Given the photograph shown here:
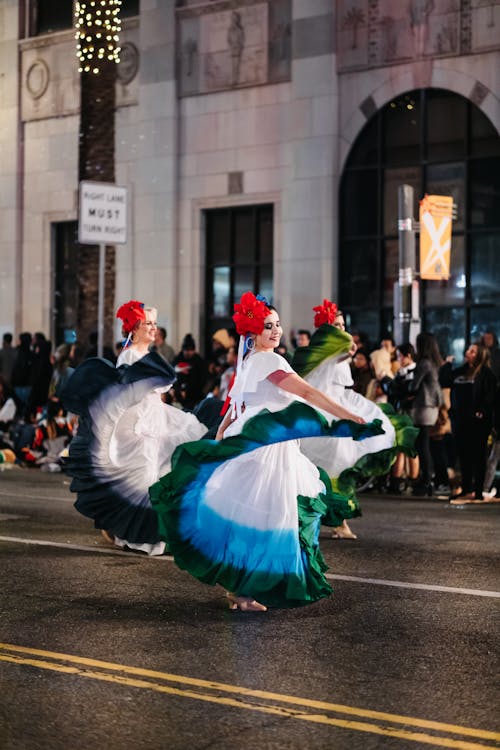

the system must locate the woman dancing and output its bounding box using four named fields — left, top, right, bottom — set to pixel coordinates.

left=293, top=300, right=417, bottom=538
left=63, top=300, right=205, bottom=555
left=150, top=292, right=383, bottom=610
